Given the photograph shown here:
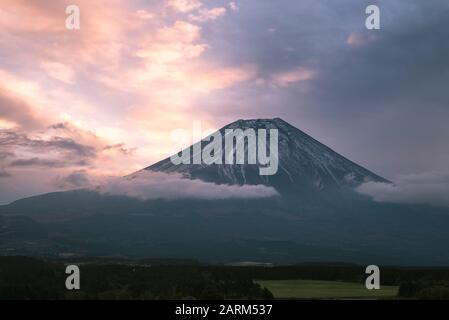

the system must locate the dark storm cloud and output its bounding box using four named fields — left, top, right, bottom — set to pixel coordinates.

left=199, top=0, right=449, bottom=178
